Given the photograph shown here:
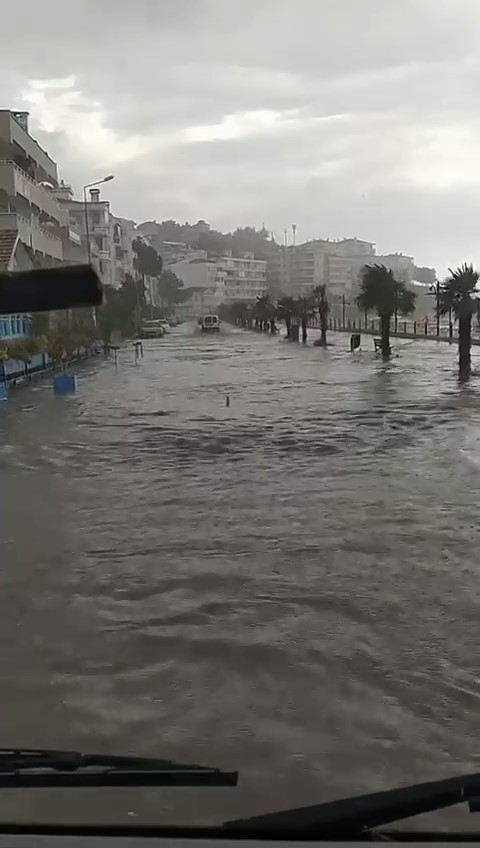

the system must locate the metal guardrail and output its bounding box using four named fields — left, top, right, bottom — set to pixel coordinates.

left=307, top=316, right=480, bottom=345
